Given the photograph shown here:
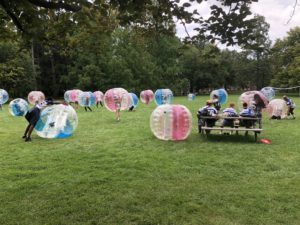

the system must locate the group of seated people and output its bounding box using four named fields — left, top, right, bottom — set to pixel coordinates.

left=197, top=100, right=257, bottom=129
